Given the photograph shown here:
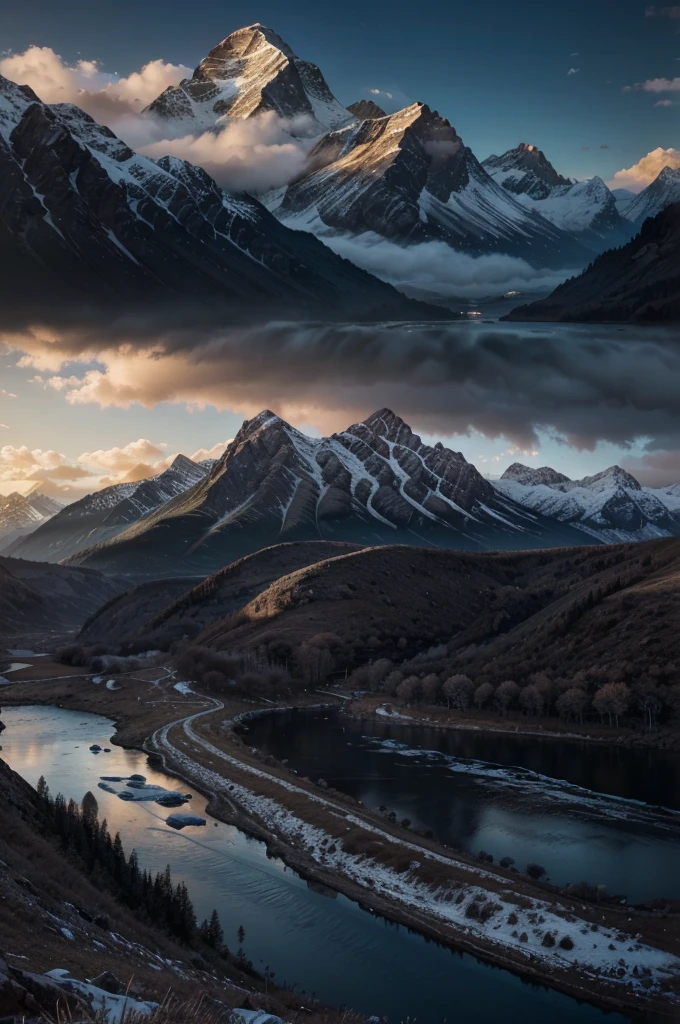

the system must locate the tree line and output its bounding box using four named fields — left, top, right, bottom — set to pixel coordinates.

left=35, top=778, right=227, bottom=953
